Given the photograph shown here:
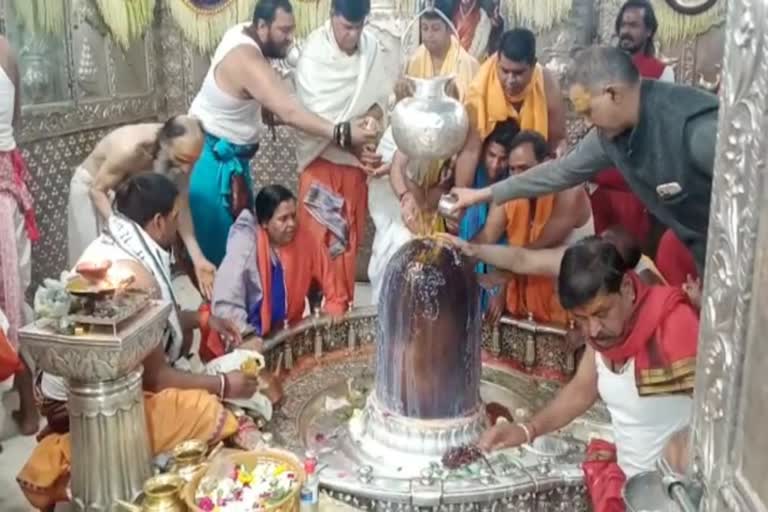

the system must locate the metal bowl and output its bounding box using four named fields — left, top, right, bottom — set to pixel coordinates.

left=623, top=471, right=680, bottom=512
left=437, top=193, right=460, bottom=221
